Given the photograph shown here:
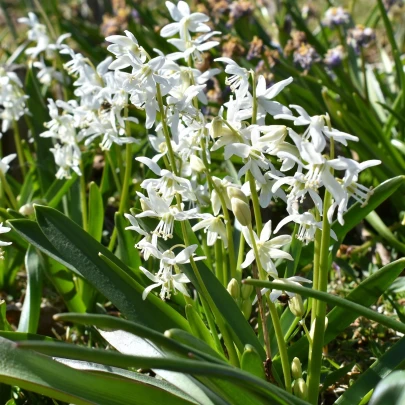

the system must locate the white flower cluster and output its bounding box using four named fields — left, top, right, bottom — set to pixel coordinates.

left=0, top=67, right=29, bottom=138
left=20, top=2, right=380, bottom=301
left=121, top=1, right=380, bottom=301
